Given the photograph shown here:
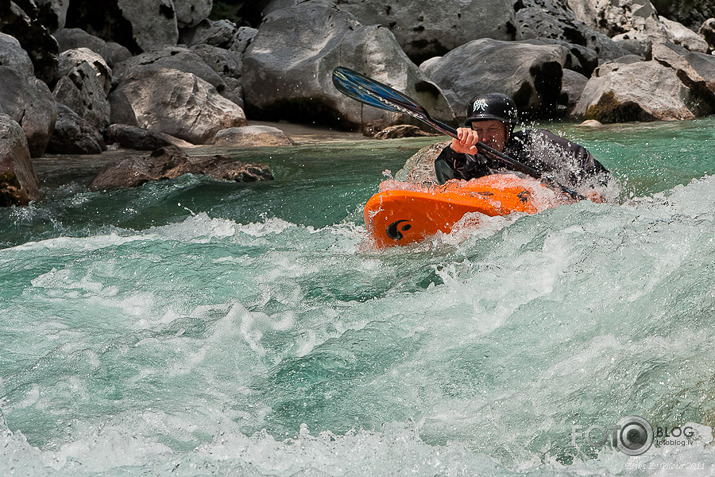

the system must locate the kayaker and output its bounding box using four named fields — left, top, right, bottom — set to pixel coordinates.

left=434, top=93, right=611, bottom=202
